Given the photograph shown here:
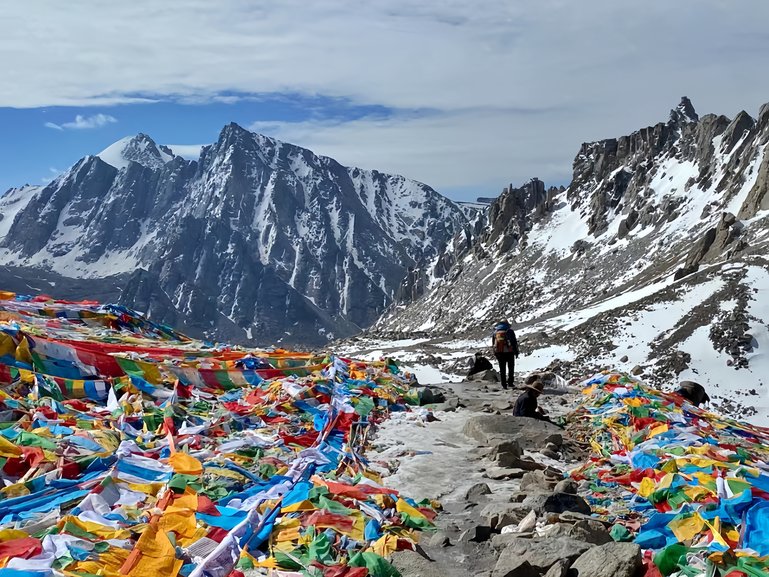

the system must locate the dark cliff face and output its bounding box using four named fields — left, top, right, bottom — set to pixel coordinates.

left=0, top=124, right=468, bottom=346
